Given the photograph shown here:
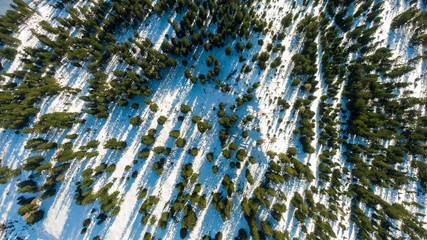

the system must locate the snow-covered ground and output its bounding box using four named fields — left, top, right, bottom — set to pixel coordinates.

left=0, top=0, right=426, bottom=239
